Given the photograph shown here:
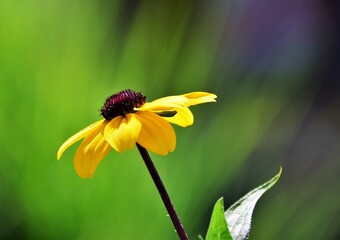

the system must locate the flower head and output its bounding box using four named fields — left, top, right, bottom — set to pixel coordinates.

left=57, top=89, right=216, bottom=178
